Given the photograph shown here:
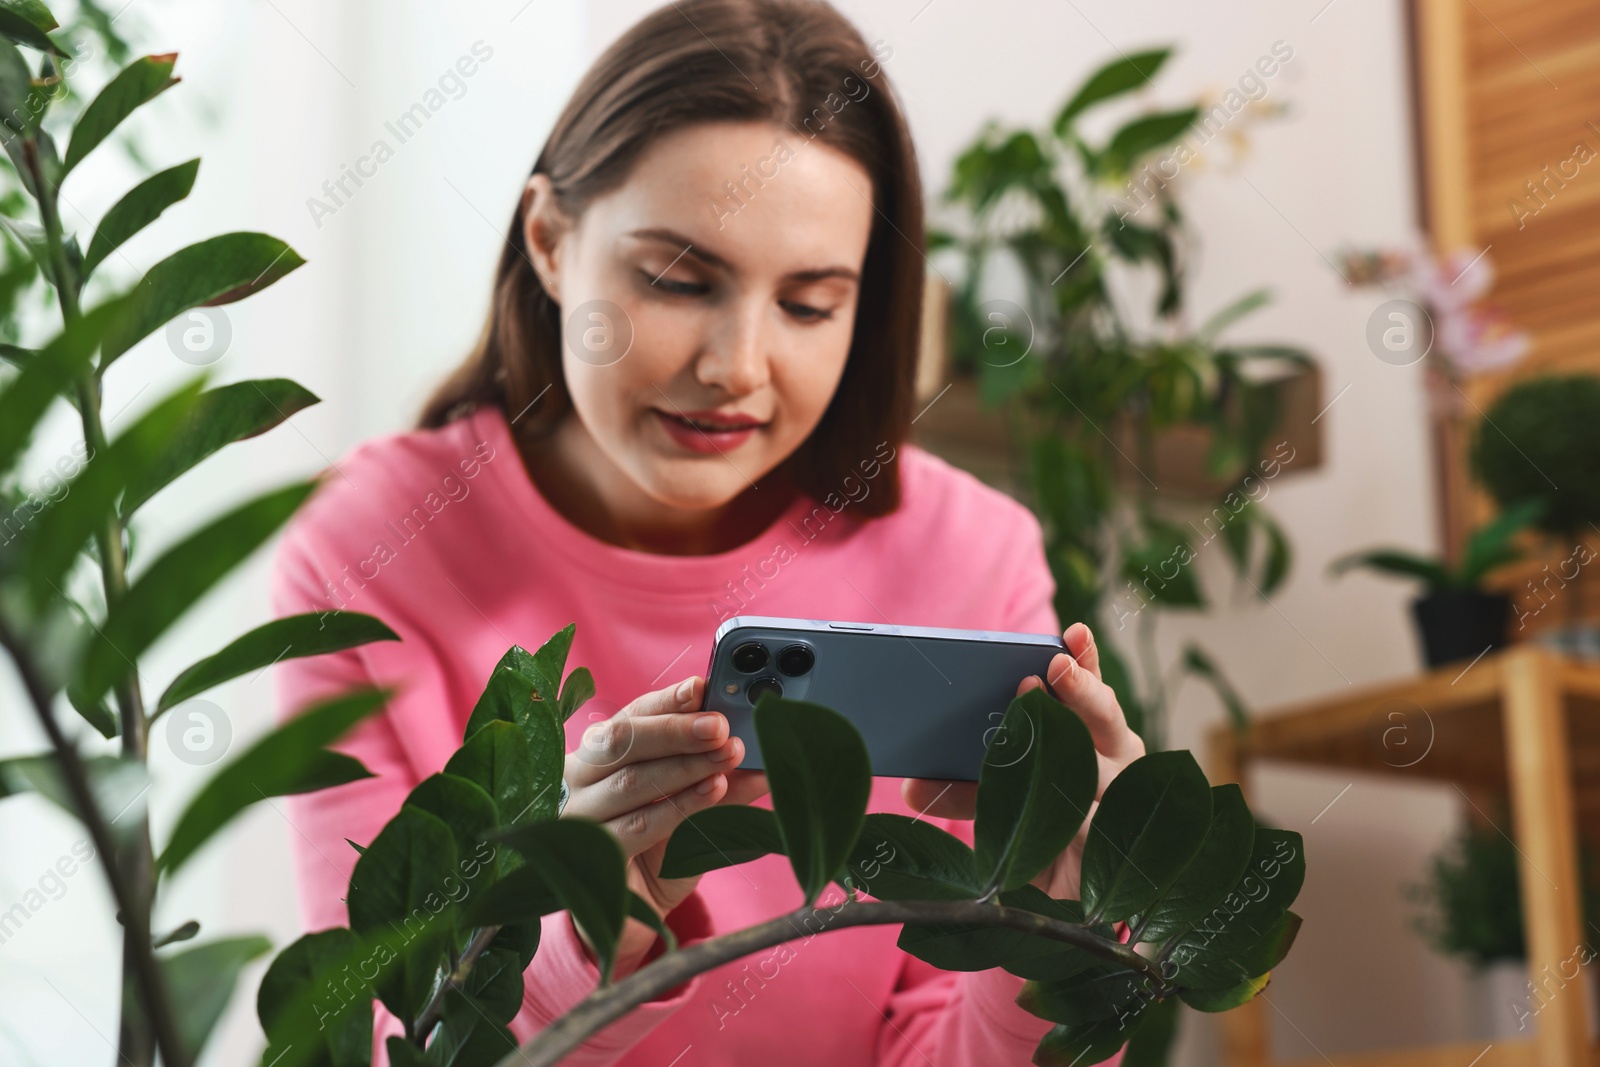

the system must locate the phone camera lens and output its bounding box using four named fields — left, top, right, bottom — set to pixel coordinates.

left=747, top=676, right=784, bottom=703
left=731, top=642, right=768, bottom=673
left=776, top=644, right=814, bottom=676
